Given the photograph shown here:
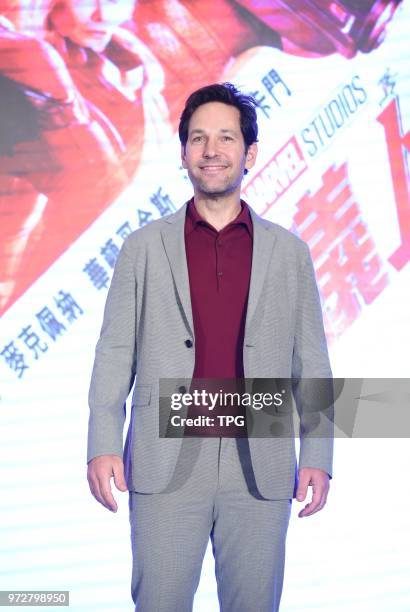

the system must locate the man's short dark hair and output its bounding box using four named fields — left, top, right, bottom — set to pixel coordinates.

left=178, top=82, right=258, bottom=152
